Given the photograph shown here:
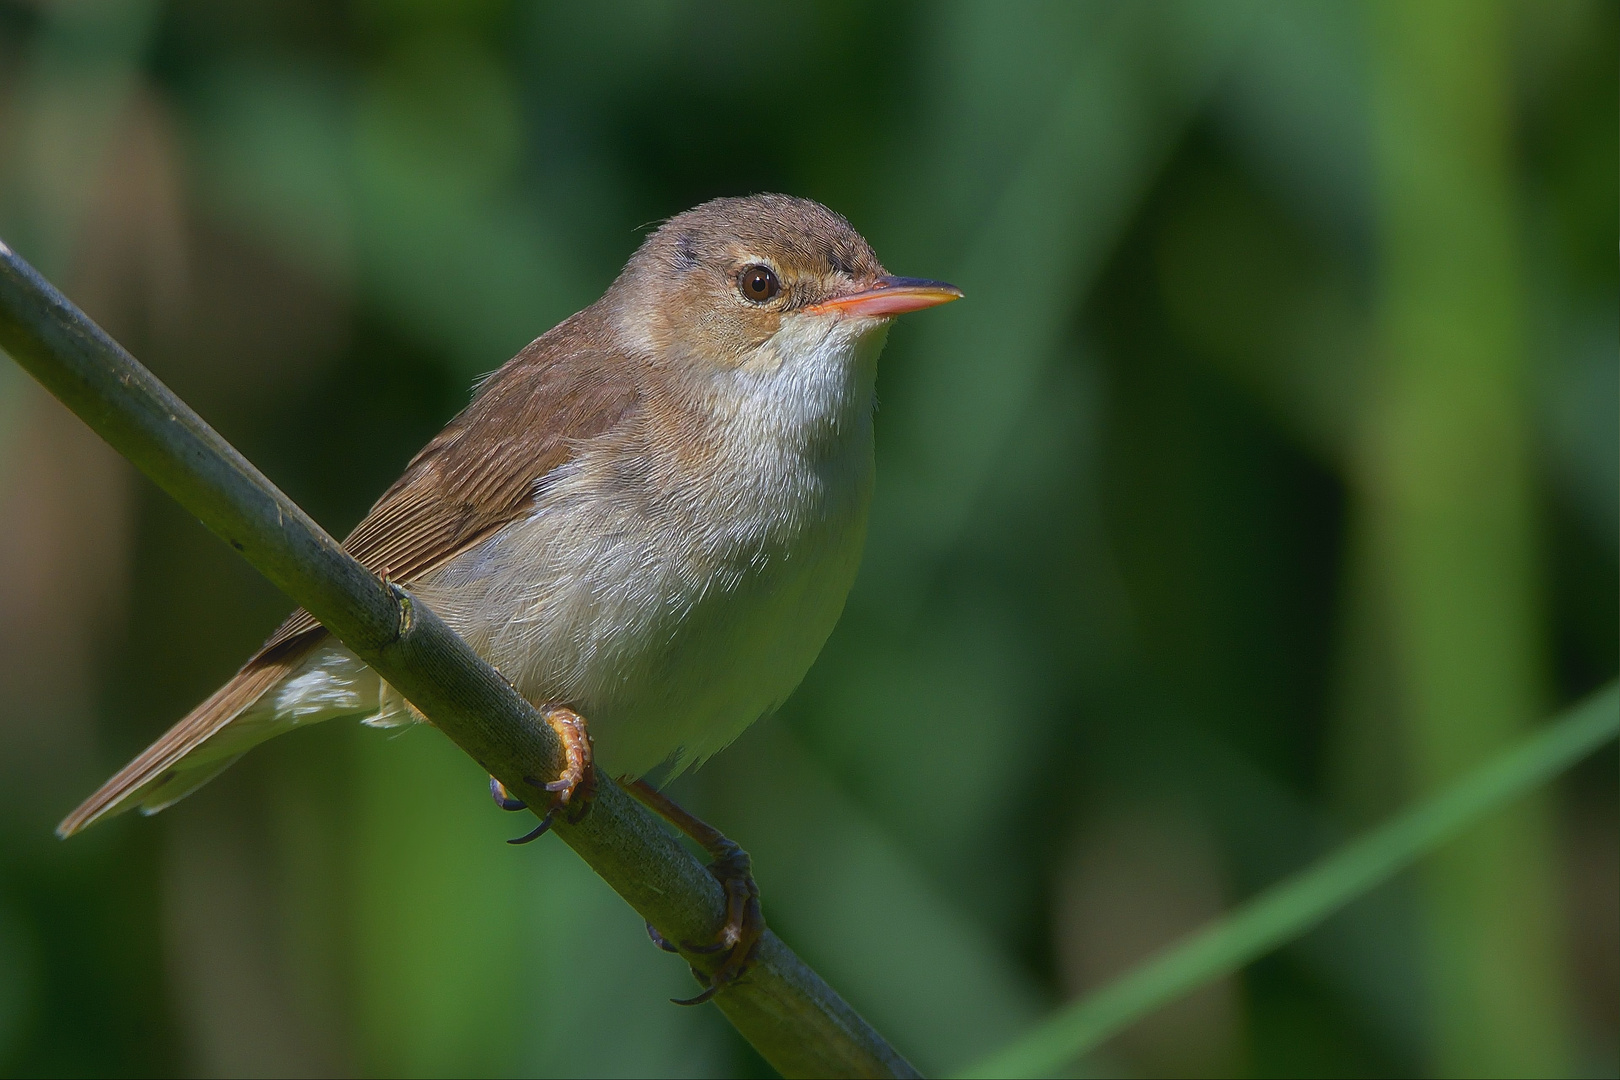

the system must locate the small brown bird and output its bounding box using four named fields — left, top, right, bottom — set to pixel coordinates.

left=58, top=193, right=960, bottom=999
